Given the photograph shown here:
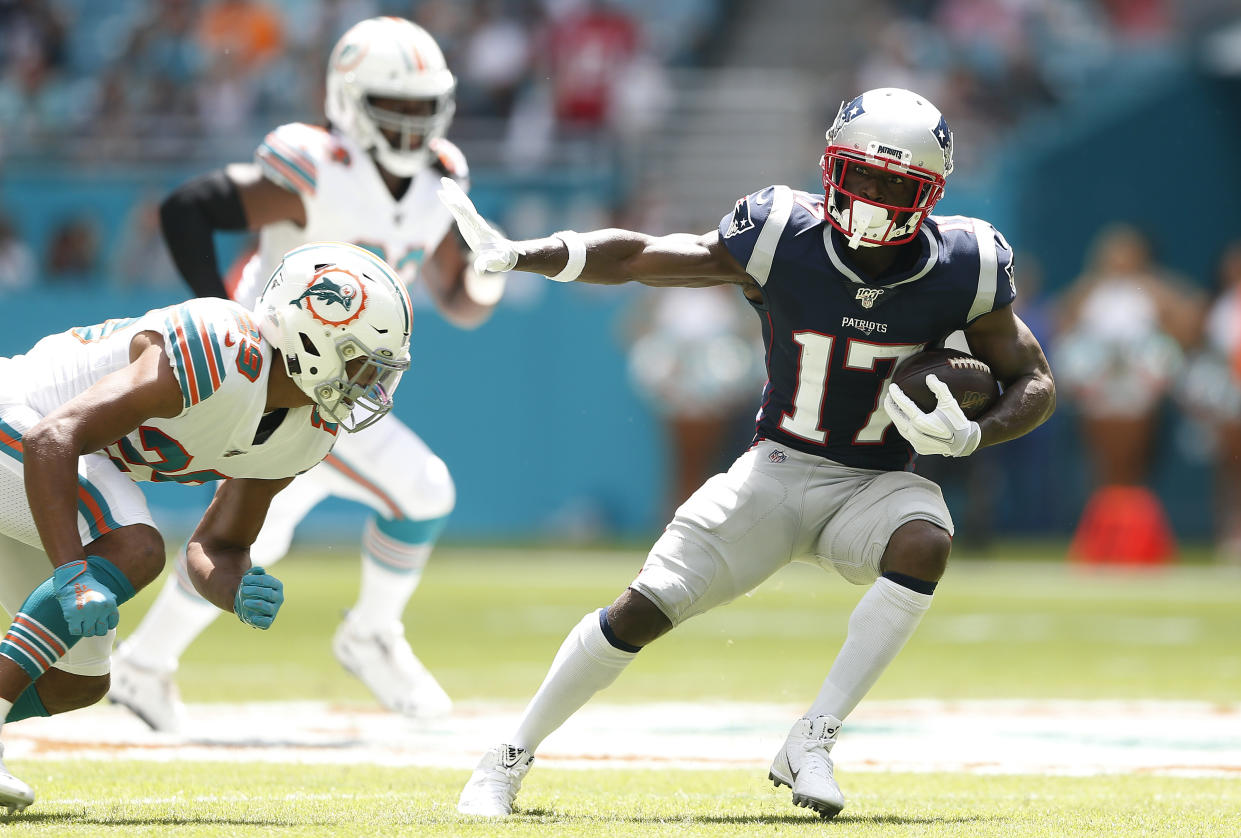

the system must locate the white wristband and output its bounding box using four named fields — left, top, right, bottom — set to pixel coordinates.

left=548, top=230, right=587, bottom=282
